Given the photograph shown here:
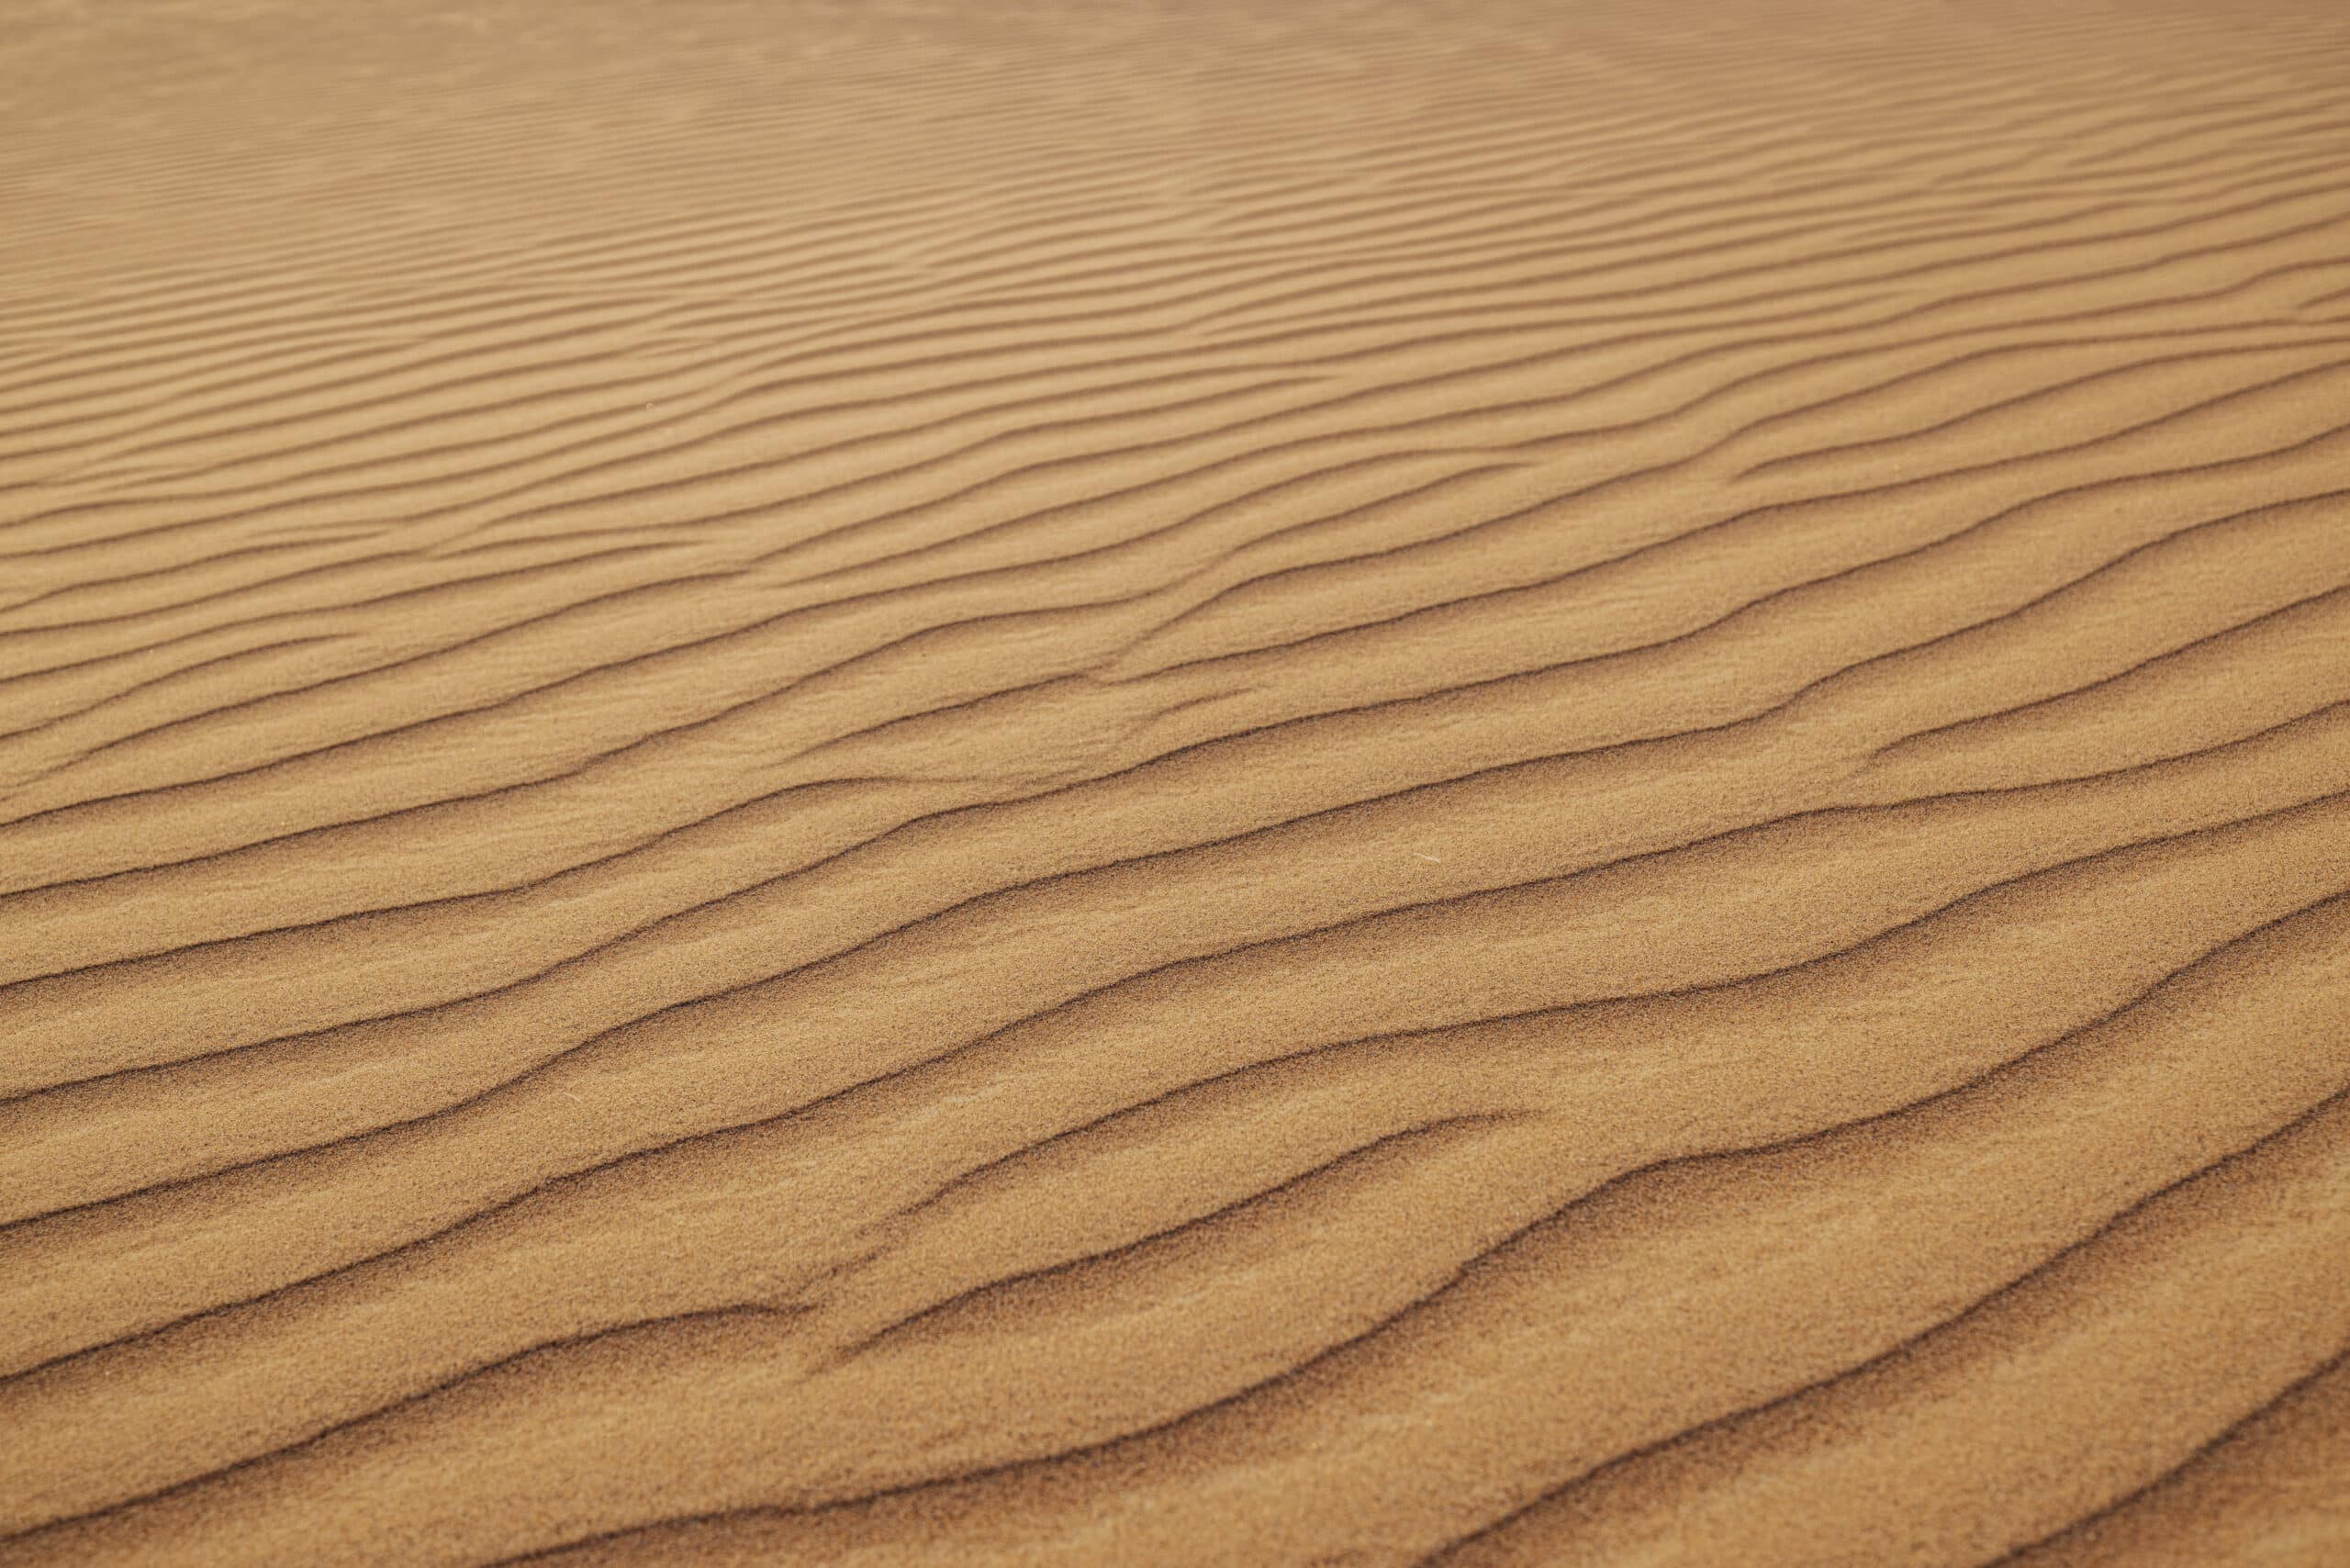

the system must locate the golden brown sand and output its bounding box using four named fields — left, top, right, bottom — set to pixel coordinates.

left=4, top=0, right=2350, bottom=1562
